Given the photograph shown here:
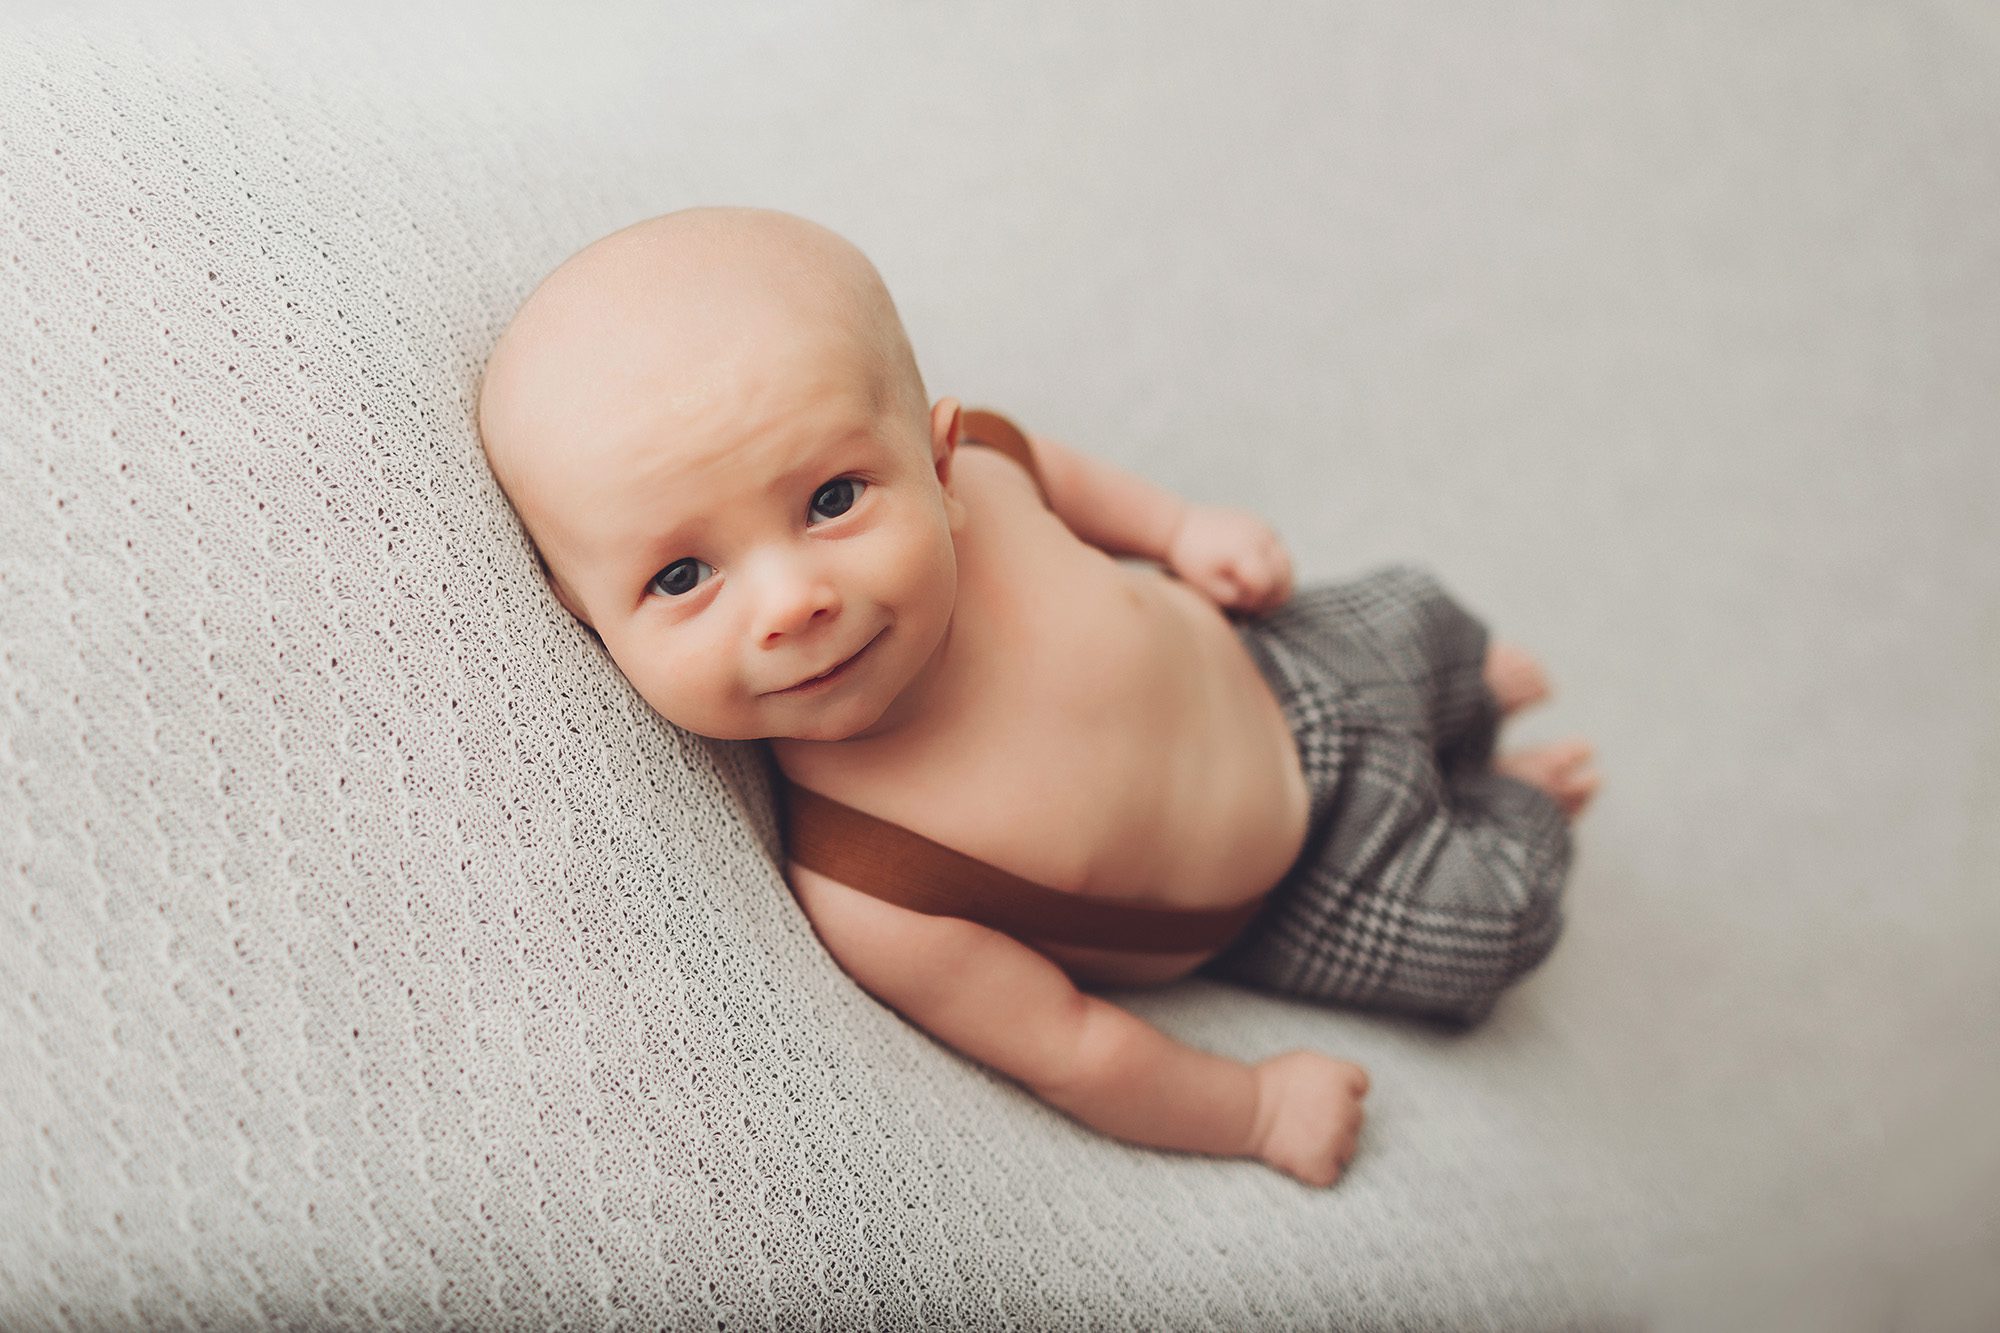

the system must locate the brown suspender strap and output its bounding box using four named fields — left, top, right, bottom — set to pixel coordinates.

left=782, top=780, right=1267, bottom=954
left=959, top=408, right=1054, bottom=509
